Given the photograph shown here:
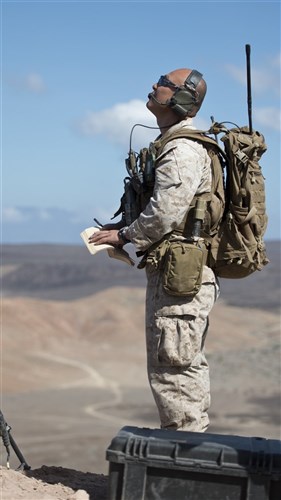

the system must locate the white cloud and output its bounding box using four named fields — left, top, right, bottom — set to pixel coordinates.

left=271, top=53, right=281, bottom=68
left=77, top=99, right=159, bottom=149
left=2, top=207, right=27, bottom=222
left=225, top=55, right=280, bottom=133
left=225, top=53, right=280, bottom=96
left=37, top=209, right=52, bottom=220
left=2, top=207, right=54, bottom=223
left=25, top=73, right=46, bottom=93
left=1, top=207, right=84, bottom=243
left=225, top=64, right=246, bottom=86
left=225, top=64, right=275, bottom=94
left=254, top=107, right=281, bottom=131
left=77, top=99, right=213, bottom=148
left=7, top=72, right=46, bottom=94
